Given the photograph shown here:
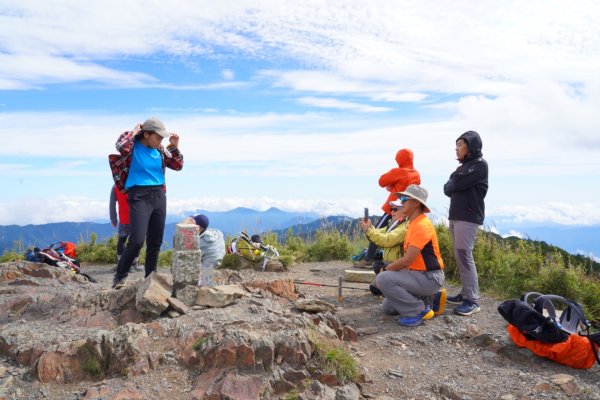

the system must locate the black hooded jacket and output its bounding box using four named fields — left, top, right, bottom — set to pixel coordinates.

left=443, top=131, right=488, bottom=225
